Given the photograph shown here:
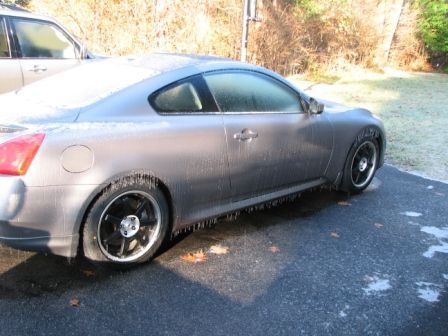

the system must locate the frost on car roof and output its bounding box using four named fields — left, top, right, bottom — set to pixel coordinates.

left=126, top=53, right=221, bottom=72
left=15, top=54, right=223, bottom=109
left=16, top=58, right=162, bottom=109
